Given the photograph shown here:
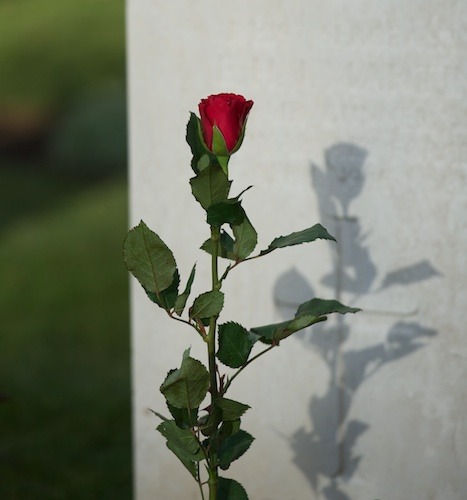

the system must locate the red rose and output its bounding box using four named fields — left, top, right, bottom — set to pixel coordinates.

left=198, top=93, right=254, bottom=156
